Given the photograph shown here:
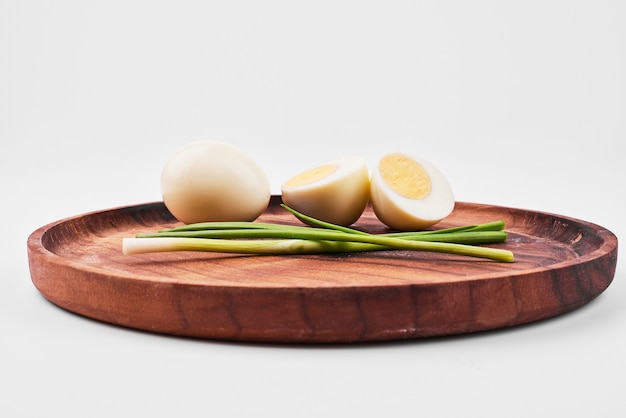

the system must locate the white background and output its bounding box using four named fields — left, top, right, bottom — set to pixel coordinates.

left=1, top=1, right=625, bottom=417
